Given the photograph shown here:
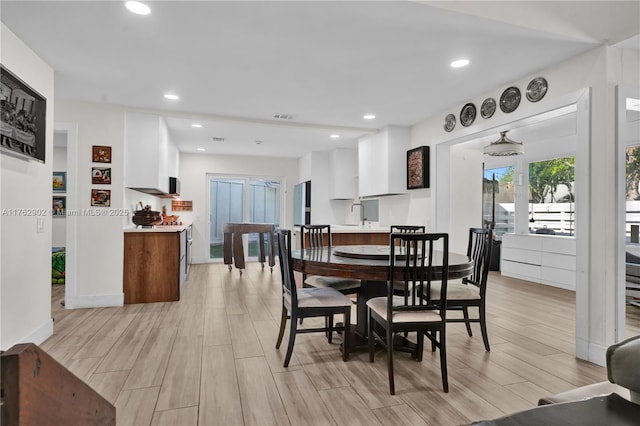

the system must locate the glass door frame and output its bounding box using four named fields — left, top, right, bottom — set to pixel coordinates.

left=206, top=172, right=284, bottom=262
